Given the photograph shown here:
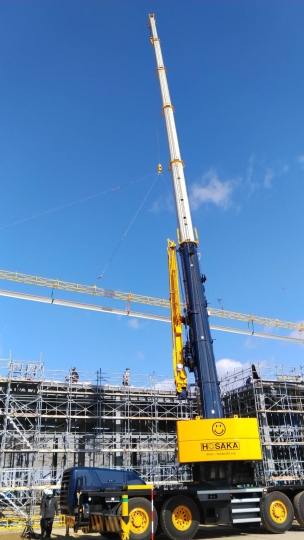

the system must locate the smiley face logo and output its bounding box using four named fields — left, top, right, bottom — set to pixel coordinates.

left=212, top=422, right=226, bottom=436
